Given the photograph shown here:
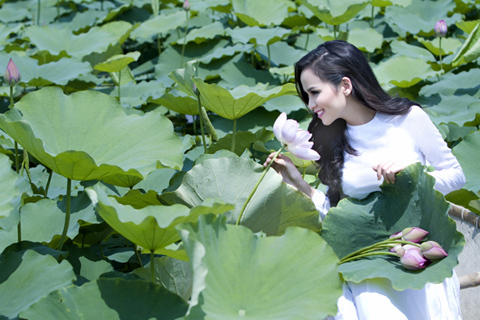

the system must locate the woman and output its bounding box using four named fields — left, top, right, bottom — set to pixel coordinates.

left=265, top=40, right=465, bottom=319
